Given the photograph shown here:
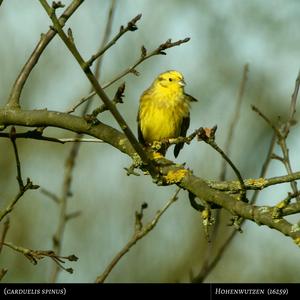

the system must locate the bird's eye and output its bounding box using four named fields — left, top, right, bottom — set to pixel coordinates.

left=168, top=78, right=173, bottom=82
